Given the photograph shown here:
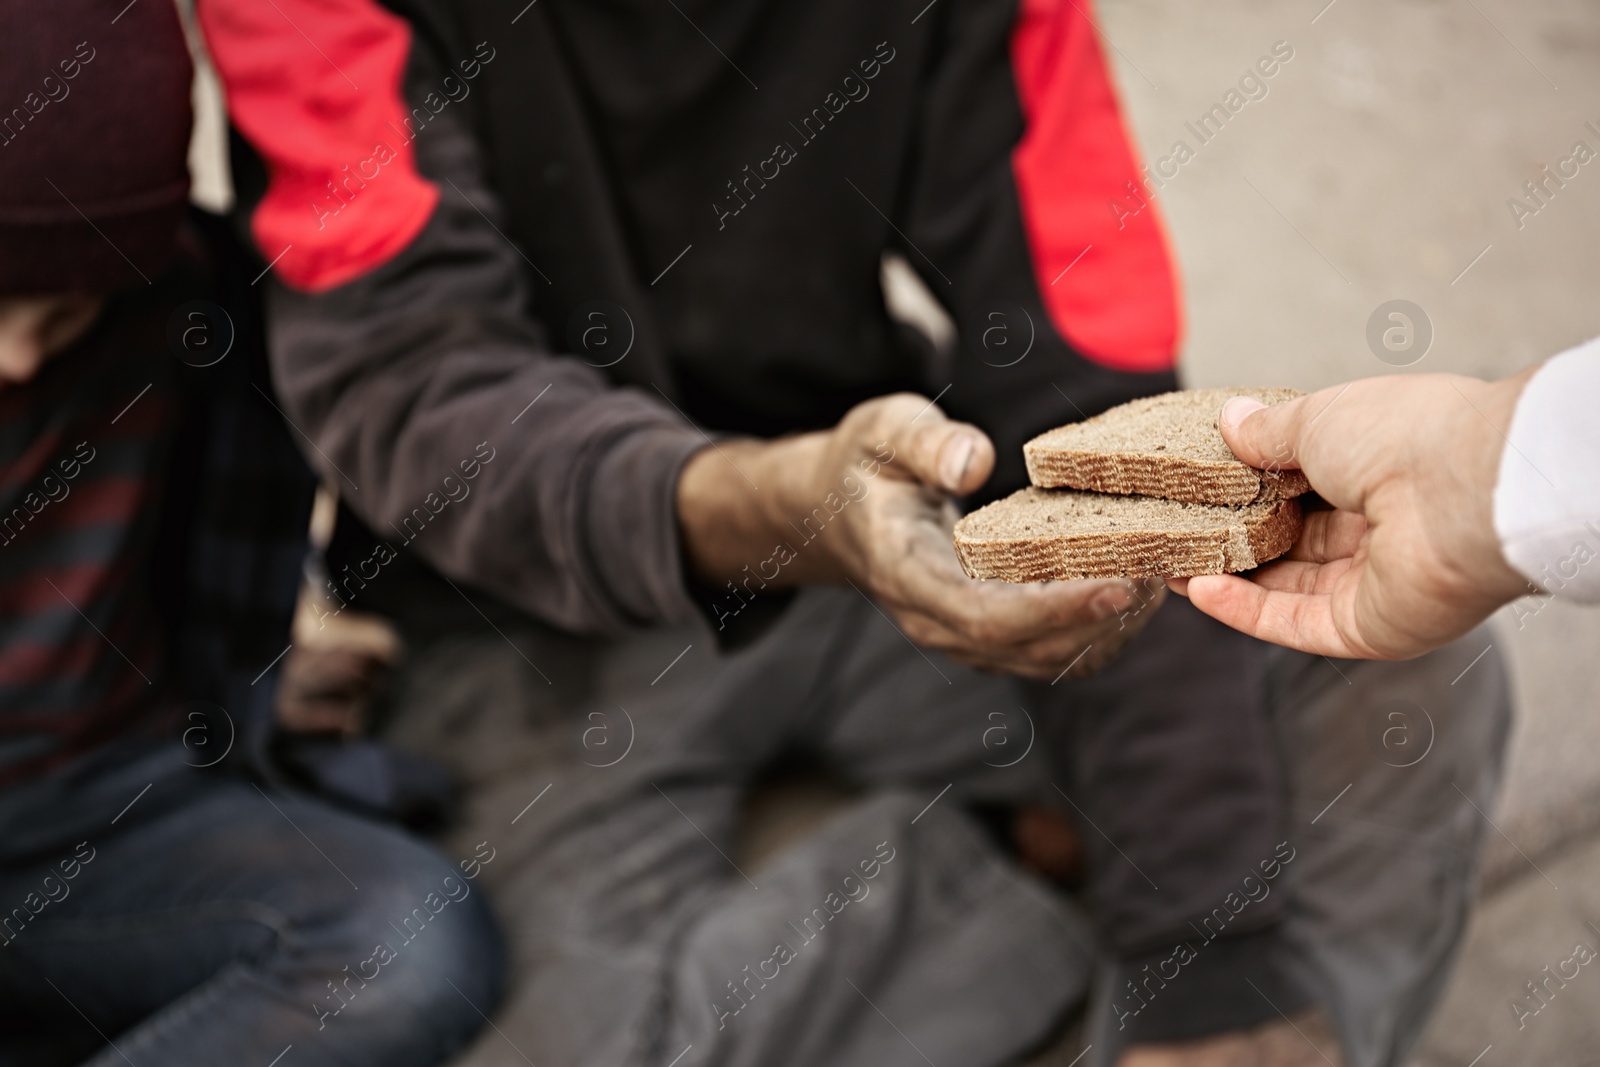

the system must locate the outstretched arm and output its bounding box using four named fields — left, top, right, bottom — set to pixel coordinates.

left=1169, top=371, right=1539, bottom=659
left=678, top=393, right=1157, bottom=680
